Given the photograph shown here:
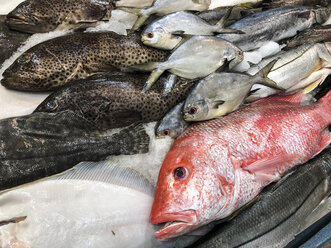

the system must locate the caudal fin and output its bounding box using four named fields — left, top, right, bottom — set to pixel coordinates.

left=214, top=8, right=244, bottom=34
left=118, top=124, right=150, bottom=155
left=253, top=60, right=284, bottom=90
